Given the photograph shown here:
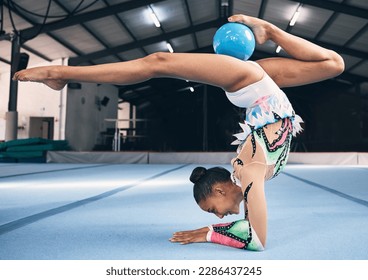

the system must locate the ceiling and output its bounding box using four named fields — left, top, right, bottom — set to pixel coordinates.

left=1, top=0, right=368, bottom=108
